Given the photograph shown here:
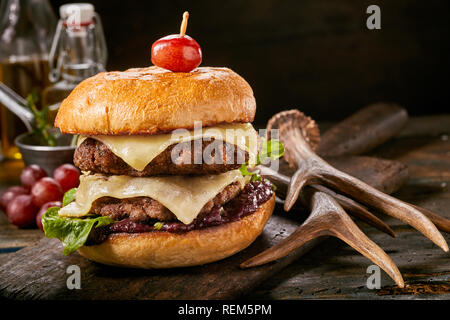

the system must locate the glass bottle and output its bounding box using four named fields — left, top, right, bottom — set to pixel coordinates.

left=42, top=3, right=108, bottom=122
left=0, top=0, right=56, bottom=160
